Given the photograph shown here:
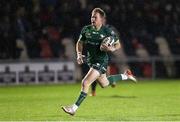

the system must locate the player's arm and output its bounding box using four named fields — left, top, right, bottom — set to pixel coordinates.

left=102, top=27, right=121, bottom=52
left=76, top=39, right=83, bottom=55
left=113, top=40, right=121, bottom=50
left=107, top=40, right=121, bottom=52
left=76, top=26, right=87, bottom=65
left=101, top=39, right=121, bottom=52
left=109, top=29, right=121, bottom=52
left=76, top=40, right=84, bottom=64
